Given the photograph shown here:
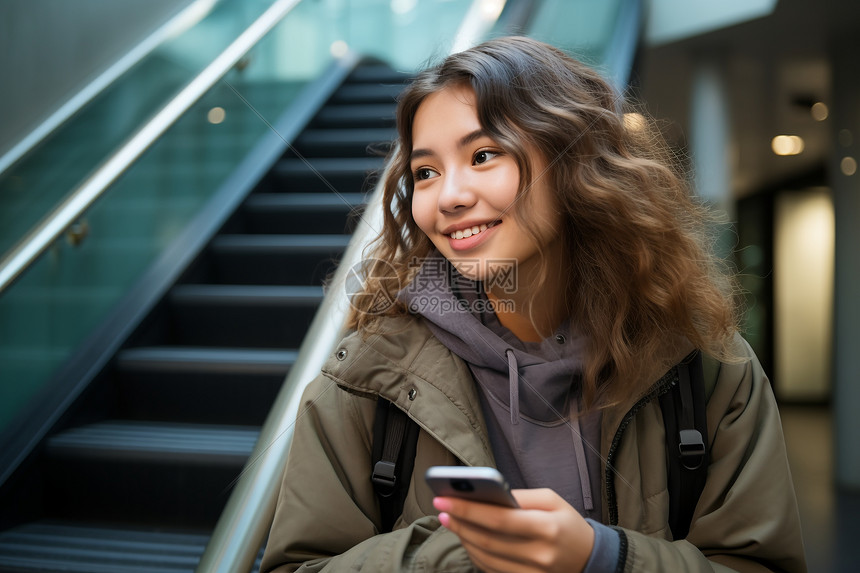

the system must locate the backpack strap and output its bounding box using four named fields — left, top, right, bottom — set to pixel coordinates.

left=371, top=398, right=420, bottom=533
left=659, top=350, right=709, bottom=540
